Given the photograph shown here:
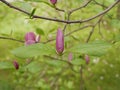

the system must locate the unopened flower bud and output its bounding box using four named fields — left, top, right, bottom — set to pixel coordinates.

left=25, top=32, right=36, bottom=41
left=56, top=28, right=64, bottom=54
left=85, top=55, right=90, bottom=64
left=50, top=0, right=57, bottom=5
left=68, top=53, right=73, bottom=62
left=24, top=32, right=40, bottom=45
left=25, top=40, right=36, bottom=46
left=13, top=60, right=19, bottom=70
